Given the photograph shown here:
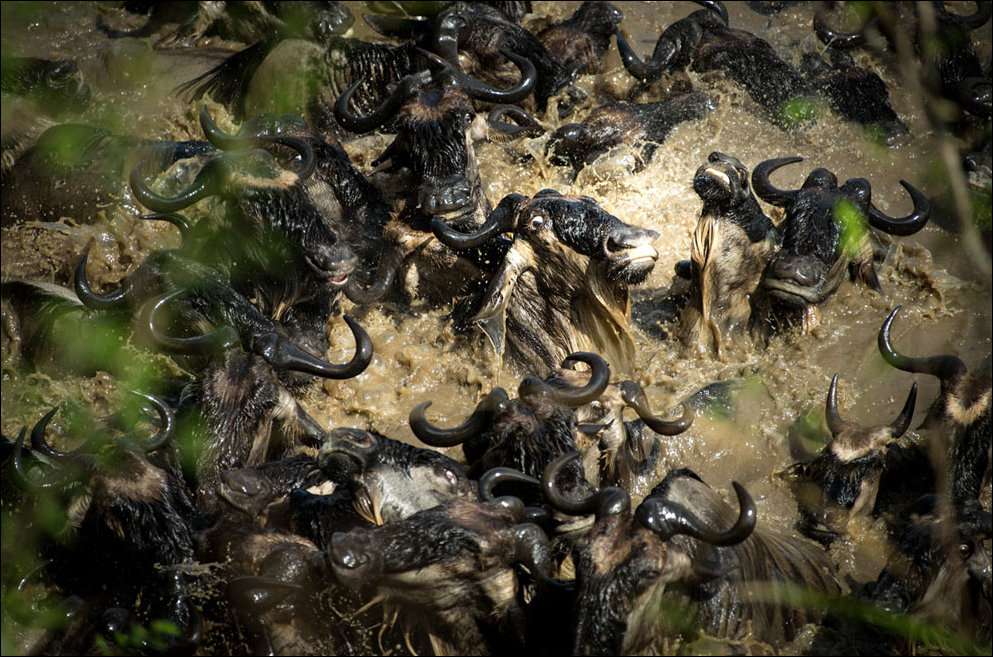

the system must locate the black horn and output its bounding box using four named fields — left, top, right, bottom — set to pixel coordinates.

left=866, top=180, right=930, bottom=236
left=619, top=381, right=694, bottom=435
left=752, top=156, right=803, bottom=207
left=636, top=480, right=756, bottom=546
left=409, top=388, right=510, bottom=447
left=878, top=306, right=967, bottom=380
left=518, top=352, right=610, bottom=407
